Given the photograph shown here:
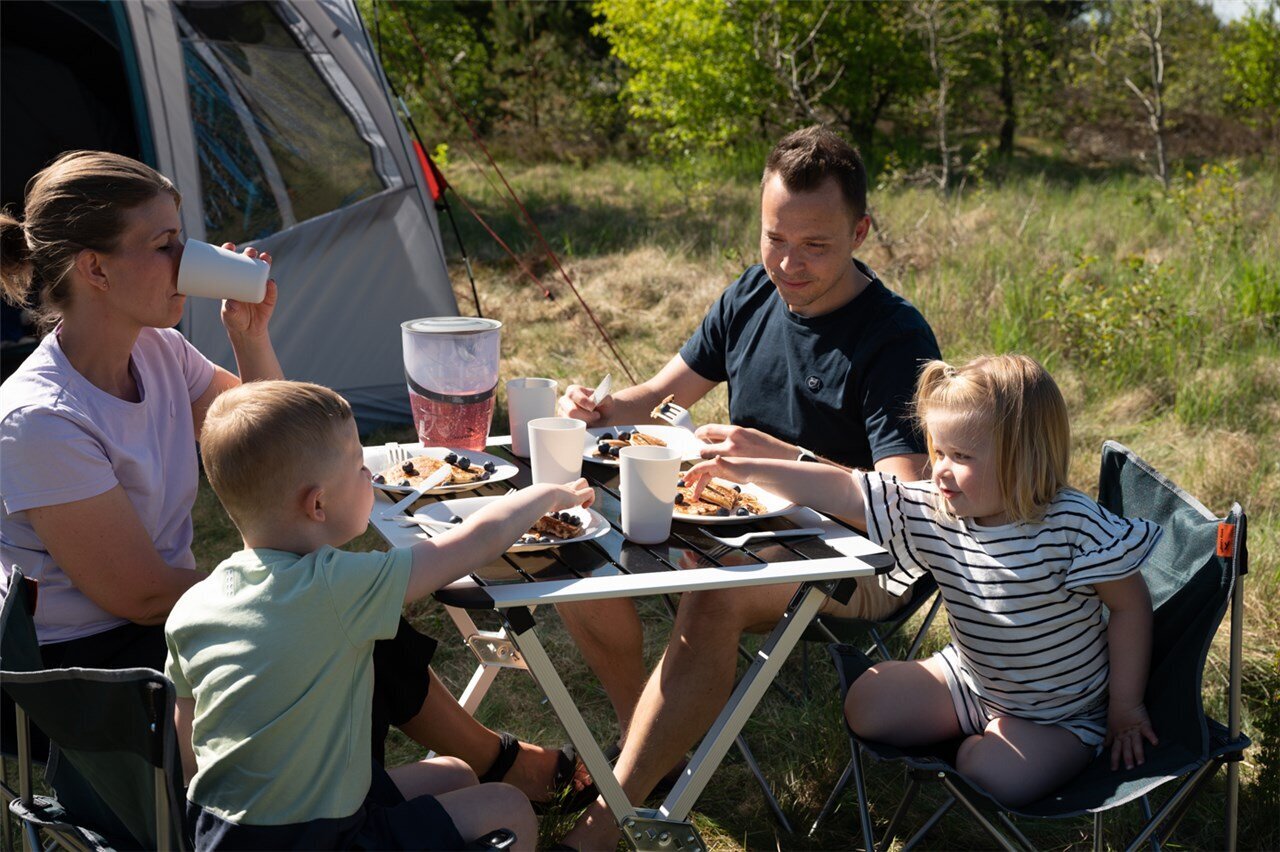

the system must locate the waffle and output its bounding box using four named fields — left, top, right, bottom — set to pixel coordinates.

left=518, top=511, right=584, bottom=544
left=591, top=429, right=668, bottom=459
left=650, top=394, right=677, bottom=420
left=674, top=477, right=764, bottom=518
left=374, top=454, right=492, bottom=488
